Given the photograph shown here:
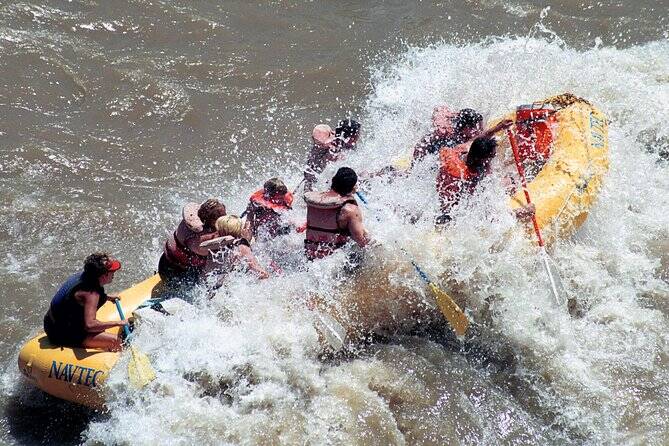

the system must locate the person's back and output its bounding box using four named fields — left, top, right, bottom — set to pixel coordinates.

left=160, top=198, right=227, bottom=284
left=203, top=215, right=269, bottom=281
left=304, top=167, right=369, bottom=260
left=45, top=272, right=103, bottom=345
left=436, top=137, right=497, bottom=221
